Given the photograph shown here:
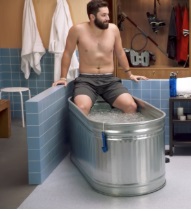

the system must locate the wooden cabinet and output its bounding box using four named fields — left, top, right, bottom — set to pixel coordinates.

left=111, top=0, right=190, bottom=79
left=169, top=97, right=191, bottom=156
left=0, top=100, right=11, bottom=138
